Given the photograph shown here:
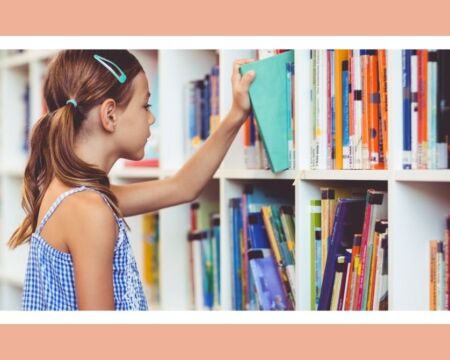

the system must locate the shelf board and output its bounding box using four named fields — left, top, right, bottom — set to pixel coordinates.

left=0, top=50, right=58, bottom=68
left=218, top=169, right=297, bottom=180
left=394, top=170, right=450, bottom=183
left=0, top=271, right=24, bottom=289
left=299, top=170, right=390, bottom=181
left=0, top=165, right=25, bottom=177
